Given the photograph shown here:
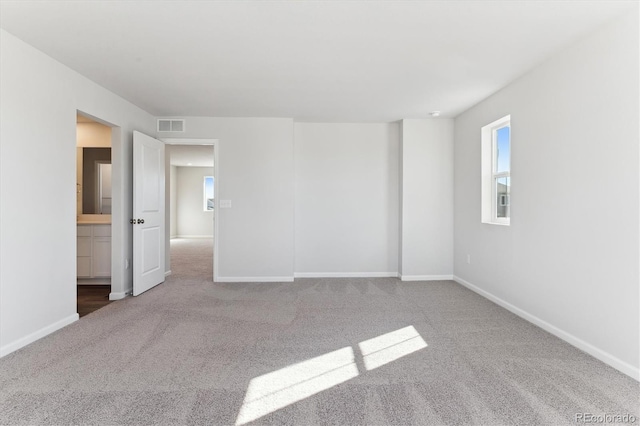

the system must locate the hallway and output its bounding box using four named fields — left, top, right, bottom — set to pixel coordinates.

left=170, top=237, right=214, bottom=281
